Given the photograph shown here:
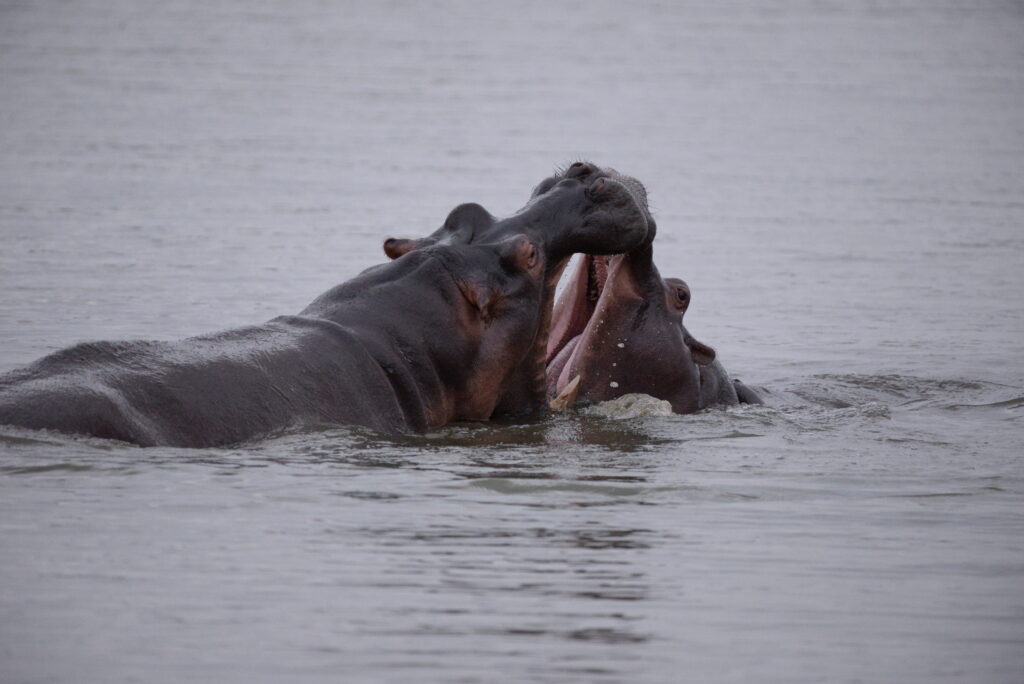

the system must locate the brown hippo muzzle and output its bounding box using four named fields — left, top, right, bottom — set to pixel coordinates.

left=546, top=244, right=763, bottom=412
left=546, top=245, right=717, bottom=414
